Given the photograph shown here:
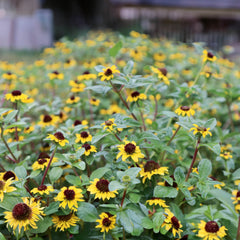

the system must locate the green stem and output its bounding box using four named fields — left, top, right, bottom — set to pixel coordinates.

left=1, top=126, right=18, bottom=162
left=161, top=125, right=181, bottom=162
left=137, top=102, right=146, bottom=131
left=185, top=137, right=201, bottom=181
left=226, top=99, right=234, bottom=132
left=40, top=146, right=57, bottom=186
left=192, top=62, right=206, bottom=86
